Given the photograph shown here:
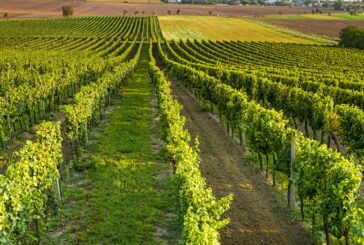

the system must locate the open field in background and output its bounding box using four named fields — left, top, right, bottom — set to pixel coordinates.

left=259, top=13, right=364, bottom=38
left=87, top=0, right=162, bottom=3
left=264, top=13, right=364, bottom=20
left=0, top=0, right=328, bottom=18
left=8, top=0, right=162, bottom=1
left=159, top=16, right=328, bottom=43
left=263, top=19, right=364, bottom=38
